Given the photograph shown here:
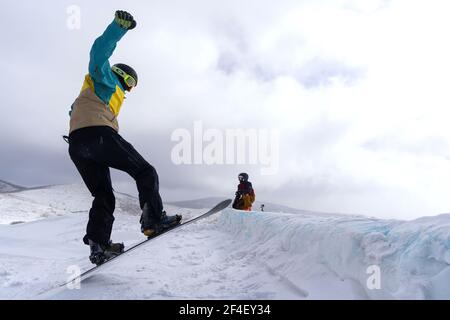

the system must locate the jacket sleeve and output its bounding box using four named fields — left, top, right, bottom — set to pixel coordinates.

left=89, top=20, right=127, bottom=91
left=248, top=182, right=255, bottom=203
